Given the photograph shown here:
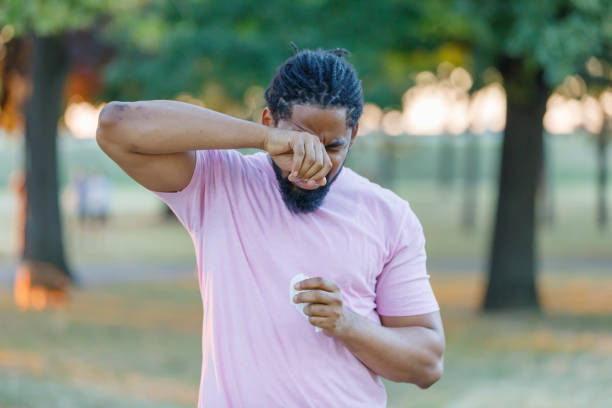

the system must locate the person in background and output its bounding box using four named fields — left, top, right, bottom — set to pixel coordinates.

left=86, top=170, right=111, bottom=227
left=9, top=170, right=26, bottom=257
left=74, top=168, right=89, bottom=228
